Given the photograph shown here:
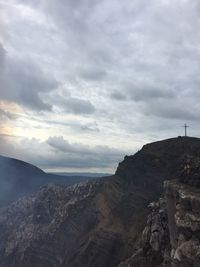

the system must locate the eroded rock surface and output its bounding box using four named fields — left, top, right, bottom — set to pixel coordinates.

left=119, top=181, right=200, bottom=267
left=165, top=181, right=200, bottom=266
left=0, top=177, right=150, bottom=267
